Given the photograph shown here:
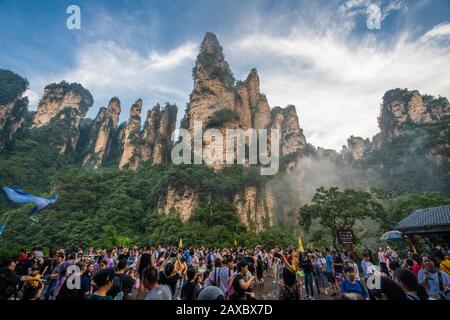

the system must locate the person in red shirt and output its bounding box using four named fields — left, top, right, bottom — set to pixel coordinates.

left=412, top=254, right=422, bottom=277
